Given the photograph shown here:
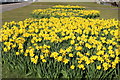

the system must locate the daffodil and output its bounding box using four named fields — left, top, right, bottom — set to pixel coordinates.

left=70, top=65, right=75, bottom=69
